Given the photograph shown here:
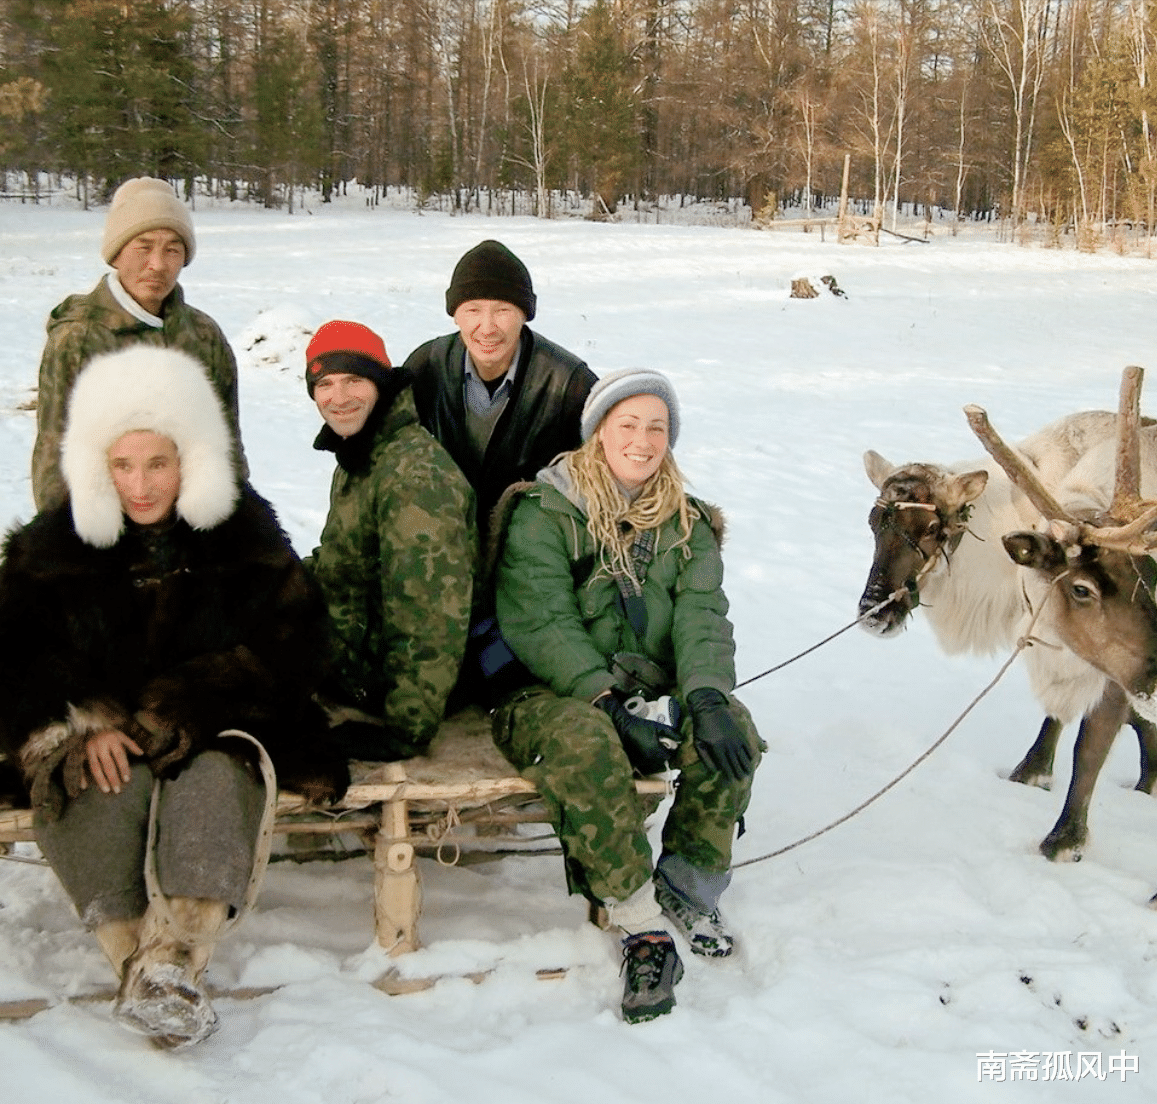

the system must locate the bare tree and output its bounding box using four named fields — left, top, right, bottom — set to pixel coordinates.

left=984, top=0, right=1052, bottom=229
